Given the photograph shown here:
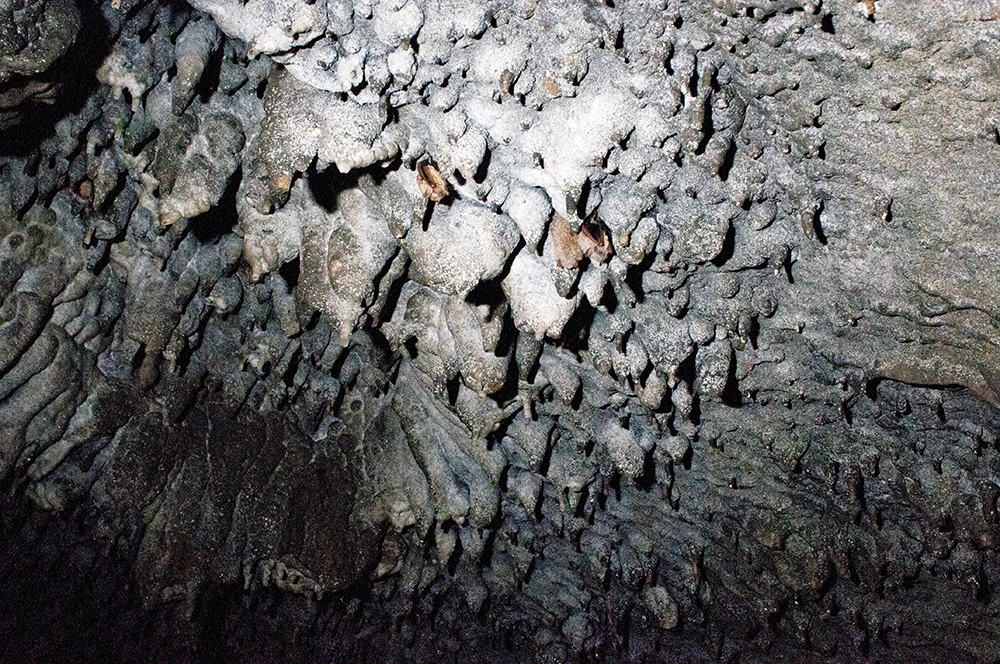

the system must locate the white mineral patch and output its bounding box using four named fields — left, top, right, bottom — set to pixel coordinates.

left=502, top=251, right=580, bottom=340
